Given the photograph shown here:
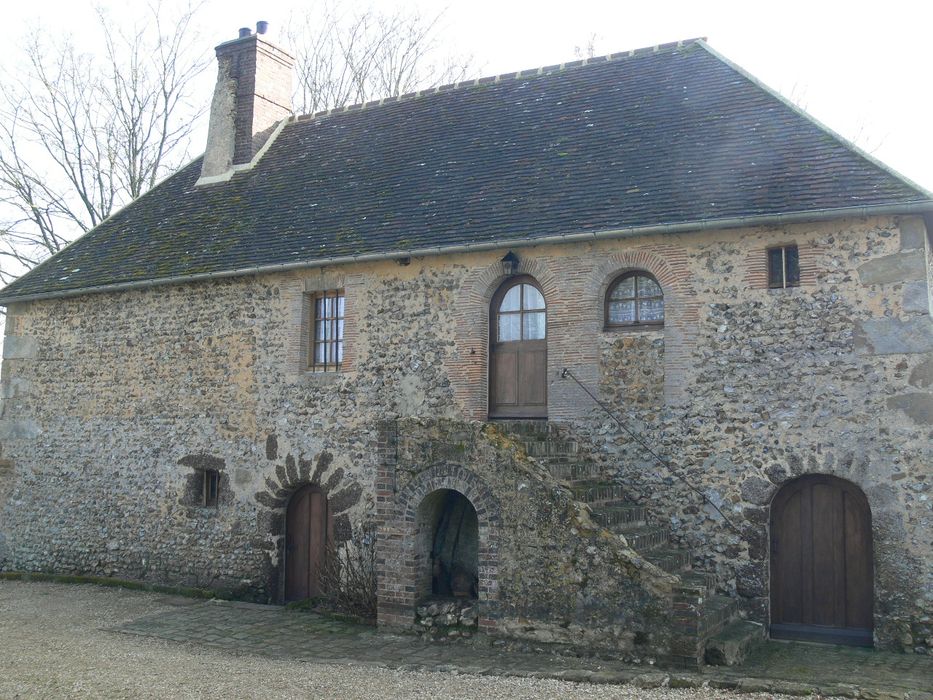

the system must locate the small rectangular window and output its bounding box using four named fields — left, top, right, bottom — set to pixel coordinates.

left=203, top=469, right=219, bottom=507
left=768, top=245, right=800, bottom=289
left=309, top=290, right=345, bottom=371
